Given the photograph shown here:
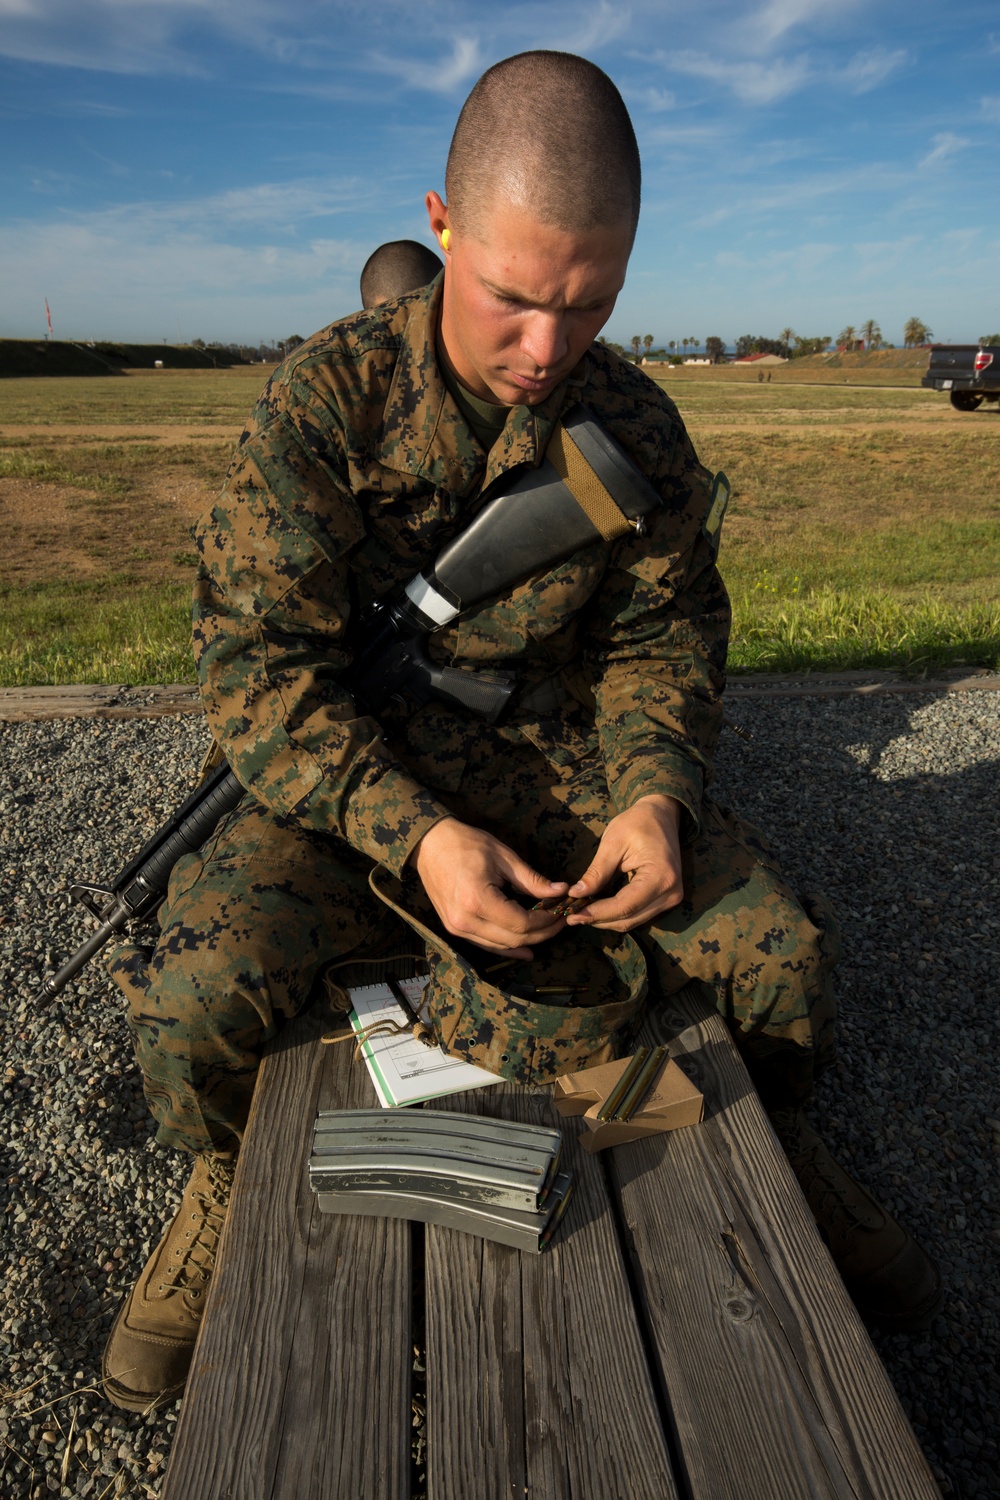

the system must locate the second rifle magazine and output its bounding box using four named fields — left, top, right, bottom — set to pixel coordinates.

left=309, top=1108, right=573, bottom=1252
